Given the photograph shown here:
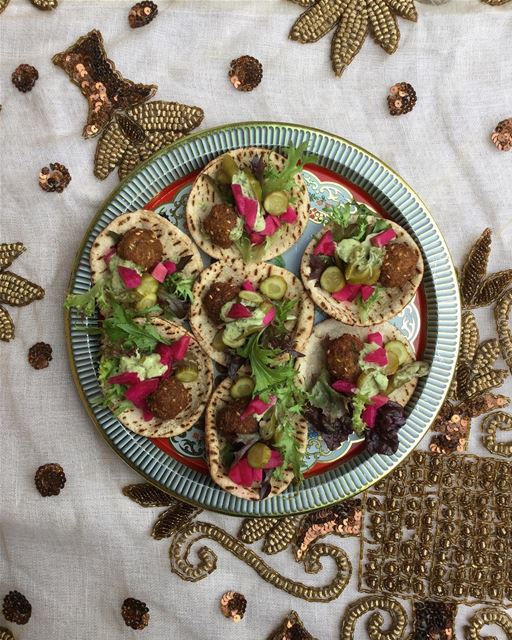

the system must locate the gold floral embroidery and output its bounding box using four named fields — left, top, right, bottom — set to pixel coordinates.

left=288, top=0, right=417, bottom=76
